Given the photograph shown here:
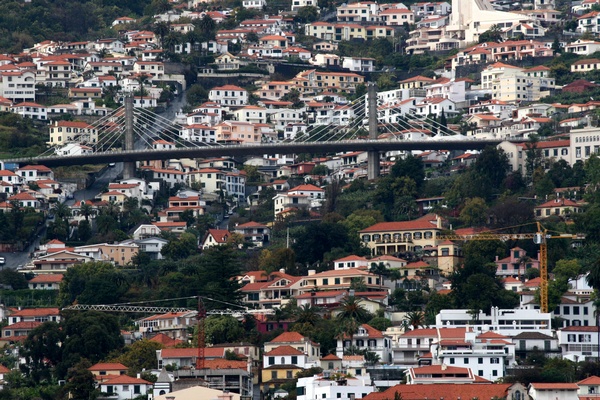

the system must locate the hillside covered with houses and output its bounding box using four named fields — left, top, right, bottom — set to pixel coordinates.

left=5, top=0, right=600, bottom=399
